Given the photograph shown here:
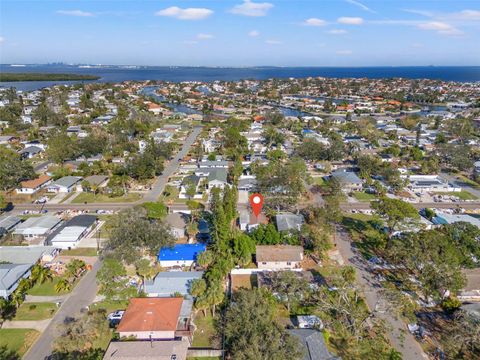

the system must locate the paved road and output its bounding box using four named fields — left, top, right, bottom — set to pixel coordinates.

left=10, top=126, right=203, bottom=214
left=440, top=172, right=480, bottom=198
left=24, top=260, right=101, bottom=360
left=143, top=126, right=202, bottom=202
left=334, top=227, right=428, bottom=360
